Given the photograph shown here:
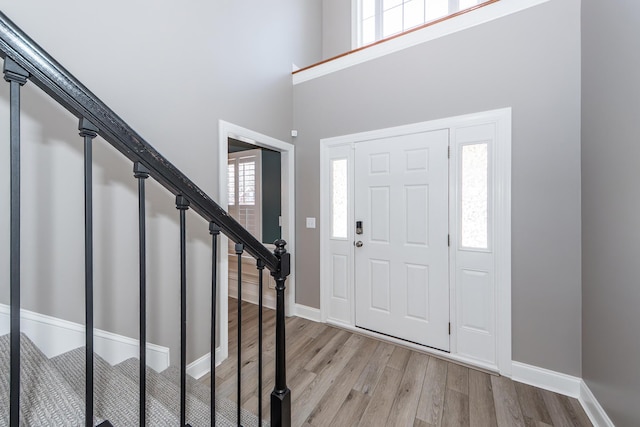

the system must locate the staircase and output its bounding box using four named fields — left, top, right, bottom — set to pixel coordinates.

left=1, top=9, right=291, bottom=427
left=0, top=334, right=265, bottom=426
